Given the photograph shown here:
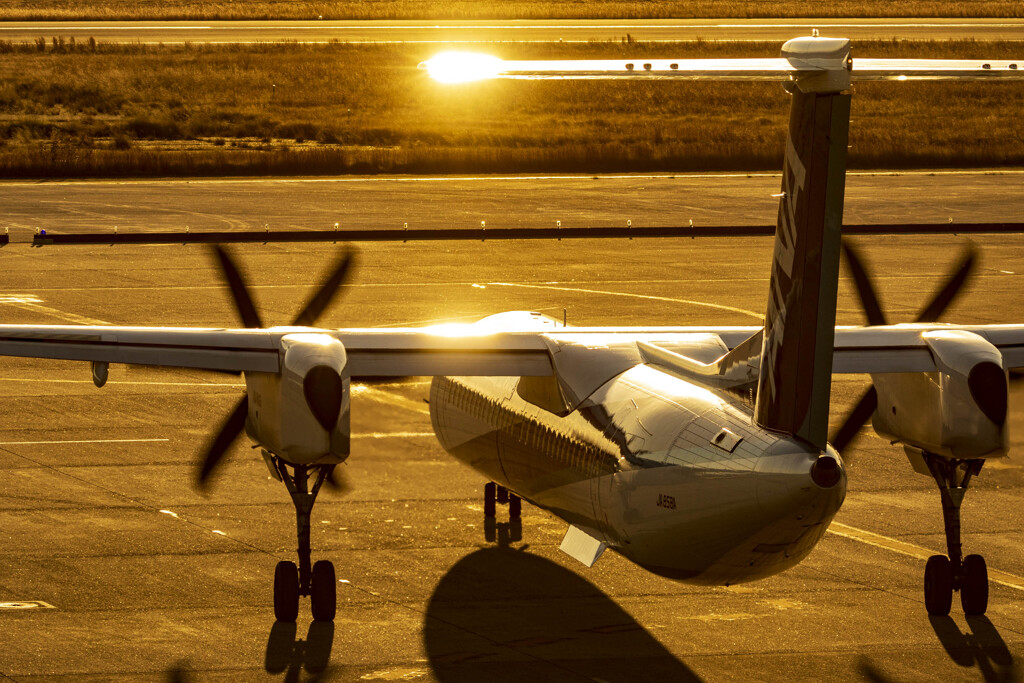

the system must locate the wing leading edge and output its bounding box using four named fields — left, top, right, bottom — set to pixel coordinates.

left=0, top=323, right=1022, bottom=378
